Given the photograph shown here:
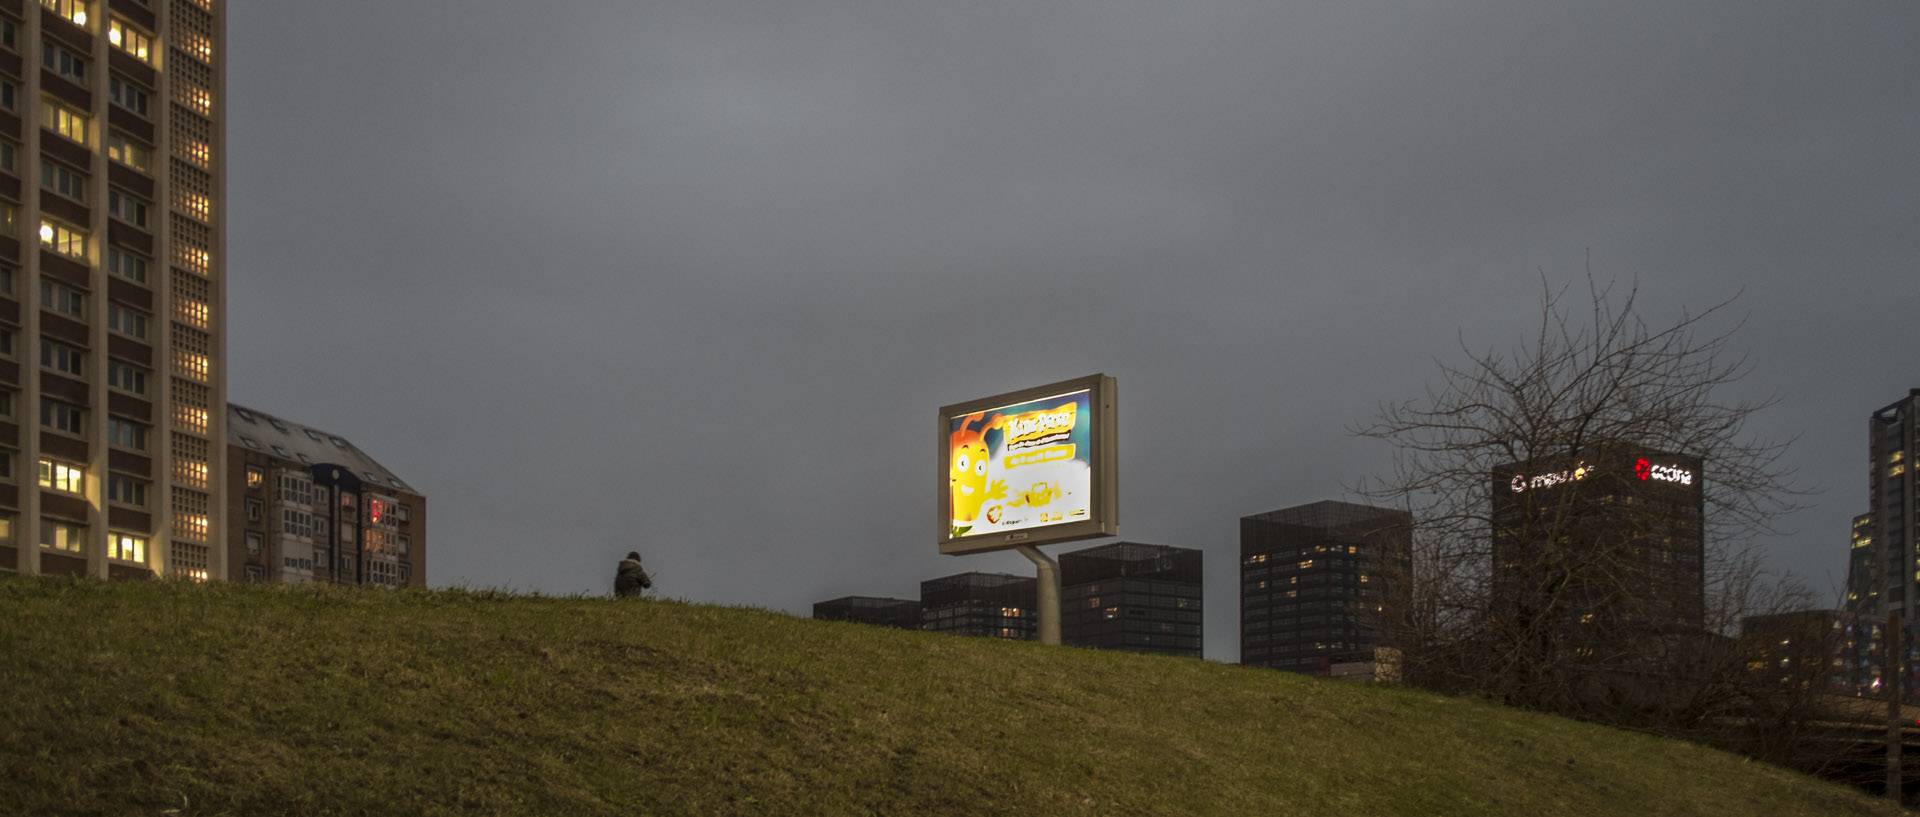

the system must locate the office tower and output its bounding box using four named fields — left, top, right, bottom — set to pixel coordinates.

left=812, top=596, right=921, bottom=630
left=1240, top=500, right=1411, bottom=677
left=1059, top=541, right=1202, bottom=657
left=920, top=571, right=1035, bottom=639
left=0, top=0, right=226, bottom=581
left=1490, top=443, right=1706, bottom=637
left=1861, top=390, right=1920, bottom=621
left=225, top=404, right=425, bottom=586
